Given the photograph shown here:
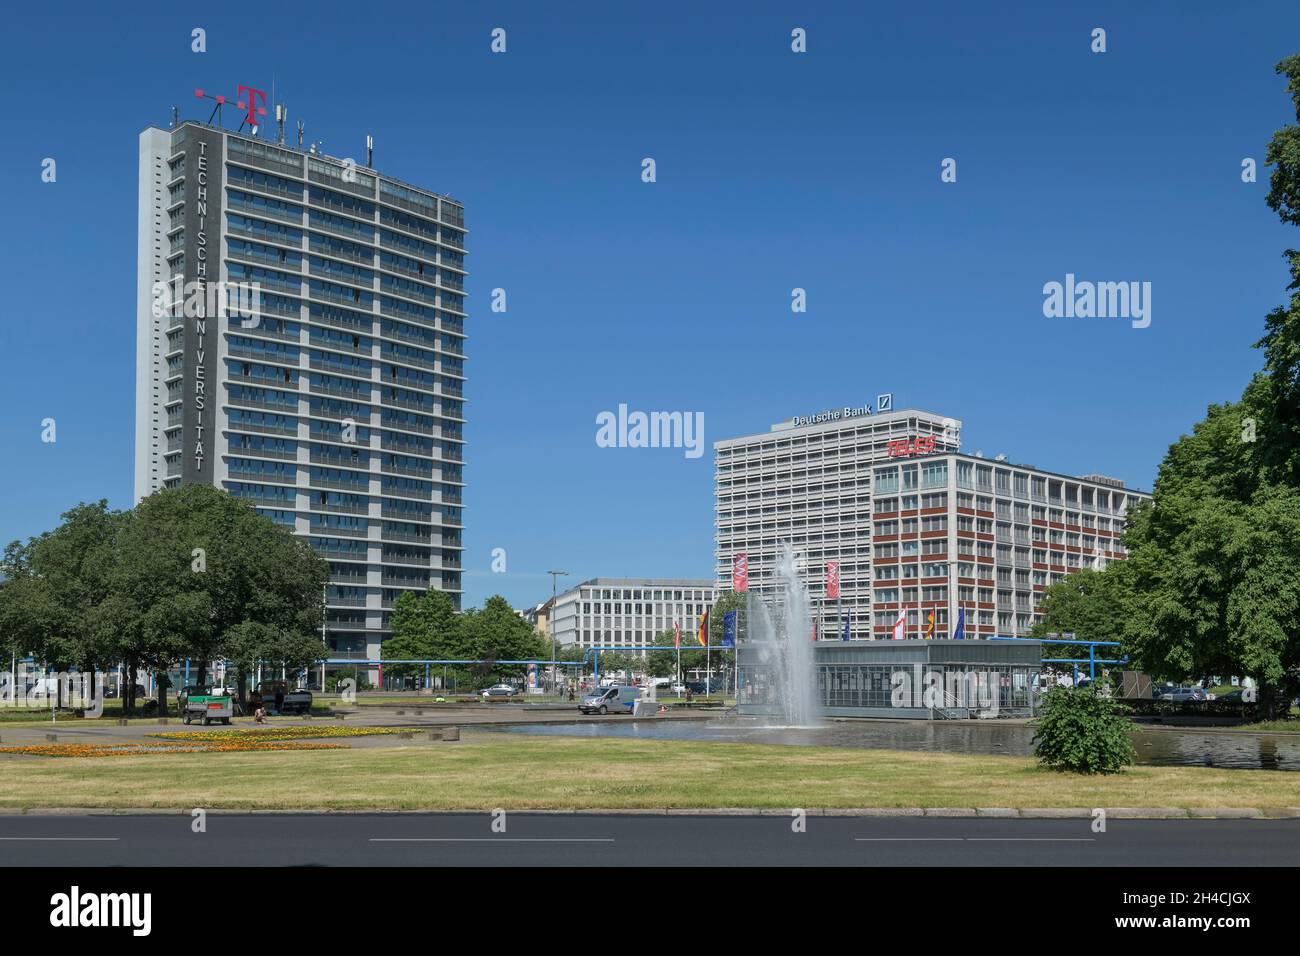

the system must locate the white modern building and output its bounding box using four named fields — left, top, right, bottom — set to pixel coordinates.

left=135, top=100, right=467, bottom=671
left=715, top=399, right=1149, bottom=640
left=549, top=578, right=718, bottom=656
